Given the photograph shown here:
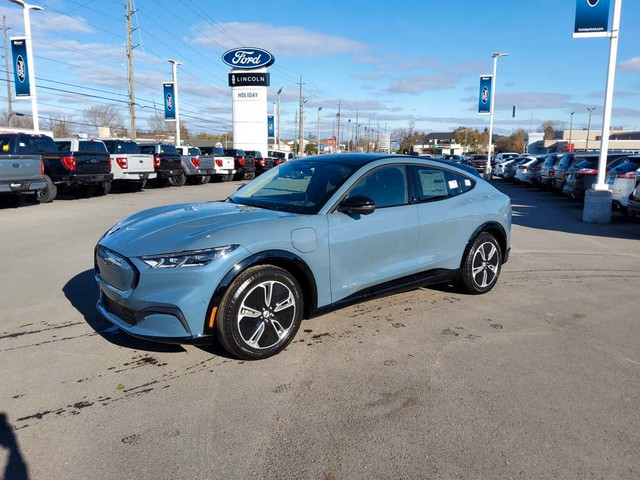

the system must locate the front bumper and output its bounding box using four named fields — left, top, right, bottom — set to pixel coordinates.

left=94, top=244, right=250, bottom=342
